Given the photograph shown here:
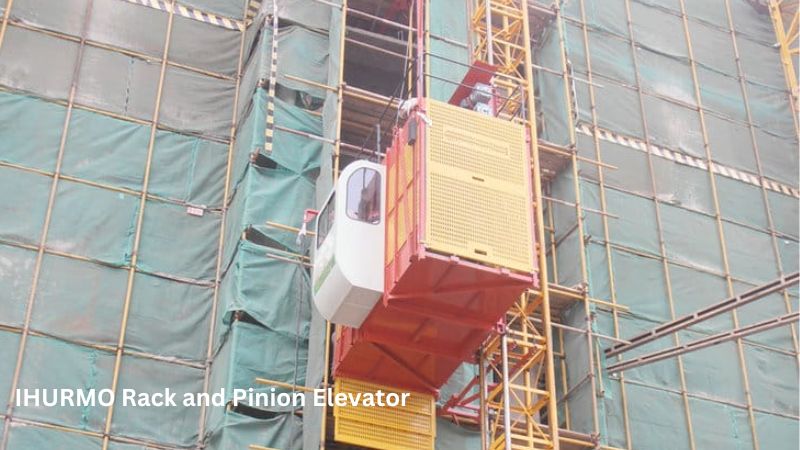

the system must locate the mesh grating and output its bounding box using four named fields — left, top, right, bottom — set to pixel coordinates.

left=428, top=173, right=532, bottom=270
left=387, top=156, right=396, bottom=263
left=386, top=143, right=415, bottom=265
left=428, top=108, right=525, bottom=185
left=333, top=378, right=435, bottom=450
left=424, top=99, right=534, bottom=273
